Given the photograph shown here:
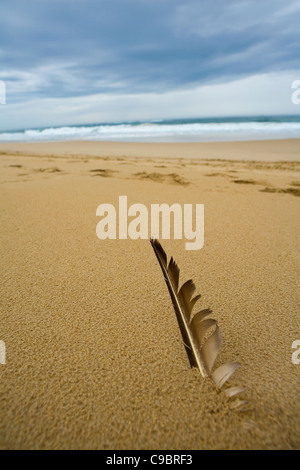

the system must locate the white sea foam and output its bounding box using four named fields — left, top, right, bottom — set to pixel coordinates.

left=1, top=121, right=300, bottom=142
